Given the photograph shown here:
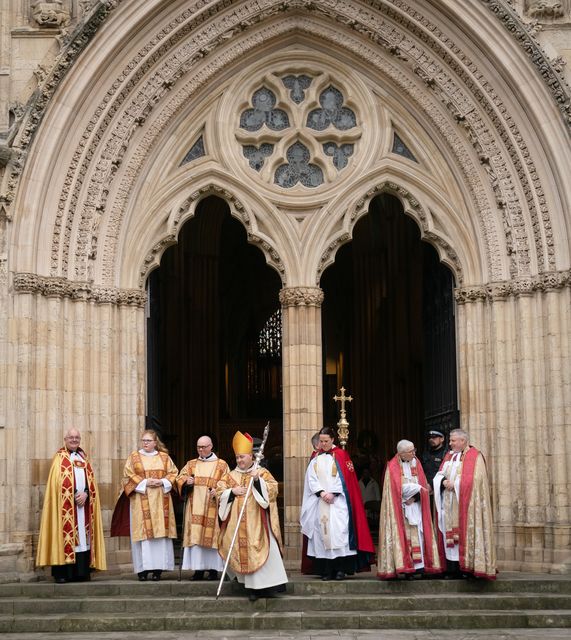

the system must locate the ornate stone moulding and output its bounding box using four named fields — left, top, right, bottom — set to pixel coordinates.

left=53, top=0, right=553, bottom=288
left=72, top=16, right=500, bottom=285
left=3, top=0, right=566, bottom=290
left=2, top=0, right=568, bottom=213
left=279, top=286, right=325, bottom=307
left=12, top=272, right=146, bottom=306
left=454, top=269, right=571, bottom=303
left=479, top=0, right=571, bottom=127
